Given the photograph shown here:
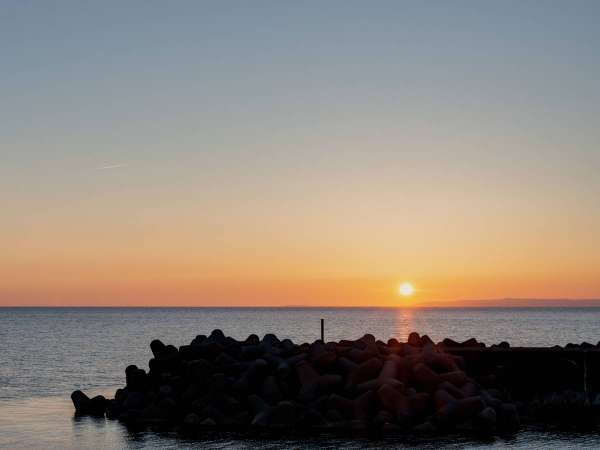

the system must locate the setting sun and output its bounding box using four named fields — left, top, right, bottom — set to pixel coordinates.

left=398, top=282, right=415, bottom=297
